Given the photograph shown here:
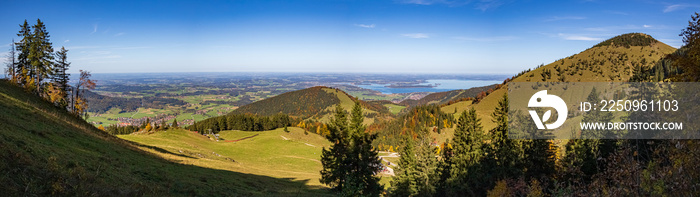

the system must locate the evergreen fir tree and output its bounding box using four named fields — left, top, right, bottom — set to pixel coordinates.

left=436, top=139, right=453, bottom=197
left=345, top=101, right=382, bottom=196
left=448, top=107, right=486, bottom=196
left=15, top=20, right=31, bottom=89
left=161, top=120, right=168, bottom=130
left=172, top=118, right=179, bottom=128
left=485, top=94, right=522, bottom=188
left=52, top=46, right=70, bottom=108
left=321, top=102, right=382, bottom=196
left=390, top=137, right=418, bottom=196
left=5, top=39, right=17, bottom=82
left=29, top=19, right=54, bottom=95
left=414, top=136, right=438, bottom=197
left=320, top=104, right=350, bottom=191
